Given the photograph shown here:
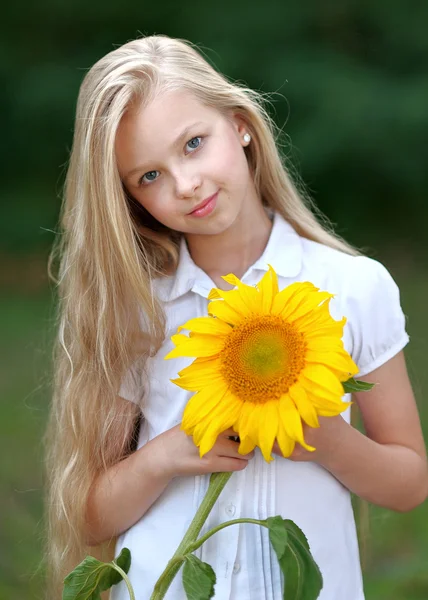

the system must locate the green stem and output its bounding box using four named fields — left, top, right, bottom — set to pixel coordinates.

left=186, top=518, right=267, bottom=554
left=111, top=564, right=136, bottom=600
left=150, top=471, right=232, bottom=600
